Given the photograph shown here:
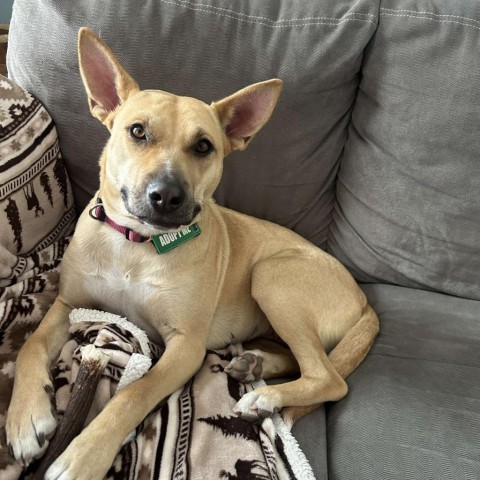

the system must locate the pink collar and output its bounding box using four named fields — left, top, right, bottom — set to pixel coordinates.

left=89, top=198, right=151, bottom=243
